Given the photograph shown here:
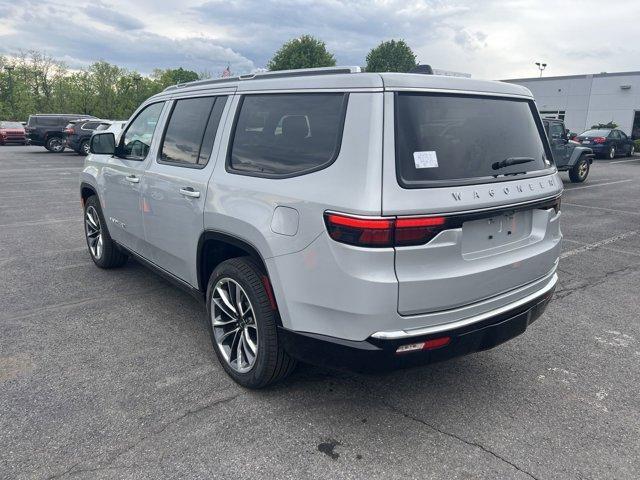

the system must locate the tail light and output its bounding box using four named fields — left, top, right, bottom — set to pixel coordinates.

left=593, top=137, right=606, bottom=144
left=64, top=128, right=74, bottom=135
left=324, top=214, right=394, bottom=247
left=324, top=213, right=448, bottom=248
